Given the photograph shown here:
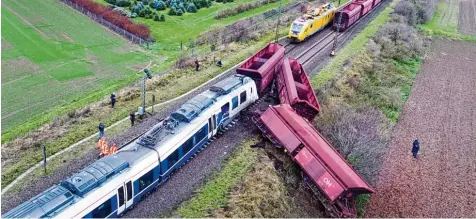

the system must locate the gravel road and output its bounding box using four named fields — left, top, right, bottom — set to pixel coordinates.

left=366, top=38, right=476, bottom=217
left=459, top=0, right=476, bottom=36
